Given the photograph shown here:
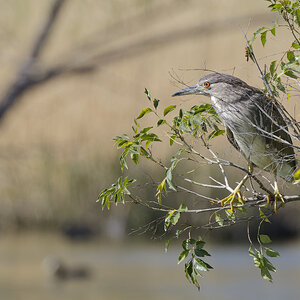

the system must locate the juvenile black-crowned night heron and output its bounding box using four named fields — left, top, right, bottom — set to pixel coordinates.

left=172, top=73, right=297, bottom=211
